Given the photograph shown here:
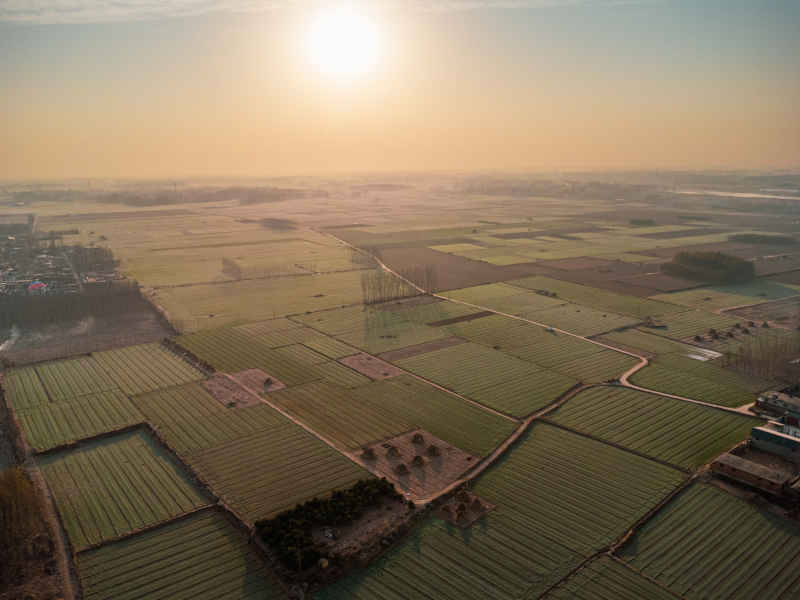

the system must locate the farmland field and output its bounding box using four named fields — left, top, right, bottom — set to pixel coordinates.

left=2, top=366, right=50, bottom=409
left=547, top=386, right=763, bottom=469
left=35, top=356, right=120, bottom=401
left=507, top=275, right=682, bottom=318
left=132, top=382, right=286, bottom=455
left=91, top=343, right=204, bottom=395
left=619, top=483, right=800, bottom=599
left=546, top=556, right=676, bottom=600
left=267, top=375, right=516, bottom=455
left=657, top=309, right=741, bottom=340
left=39, top=429, right=209, bottom=550
left=78, top=510, right=283, bottom=600
left=319, top=424, right=683, bottom=600
left=395, top=342, right=578, bottom=417
left=650, top=279, right=800, bottom=311
left=186, top=420, right=368, bottom=523
left=521, top=303, right=639, bottom=336
left=16, top=390, right=144, bottom=452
